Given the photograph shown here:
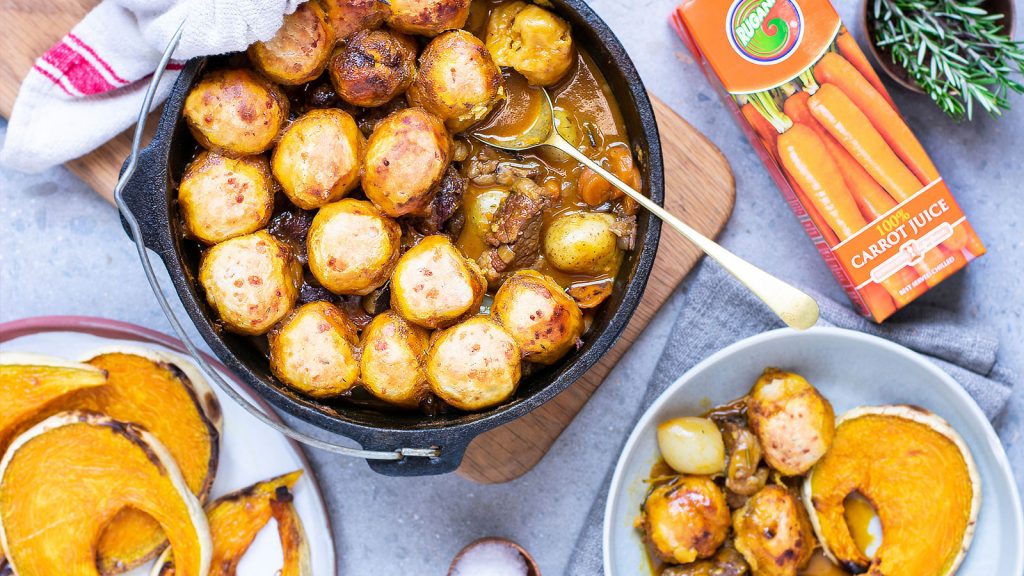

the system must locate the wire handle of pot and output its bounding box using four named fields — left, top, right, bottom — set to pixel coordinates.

left=113, top=21, right=440, bottom=463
